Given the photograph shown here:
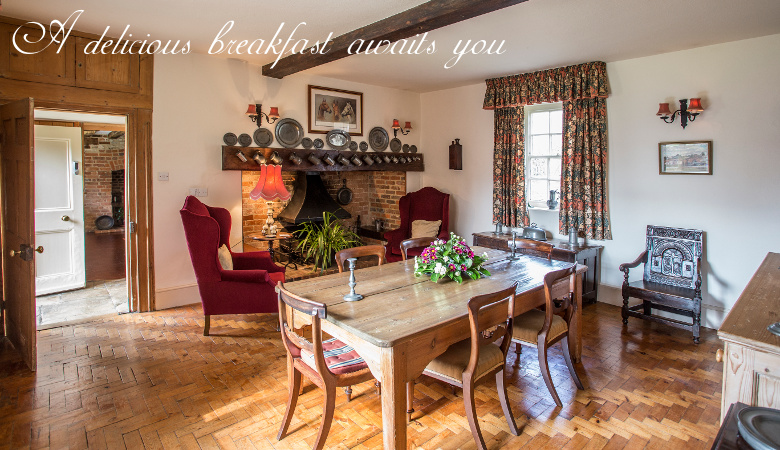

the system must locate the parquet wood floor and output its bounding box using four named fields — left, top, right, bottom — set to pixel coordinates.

left=0, top=302, right=722, bottom=449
